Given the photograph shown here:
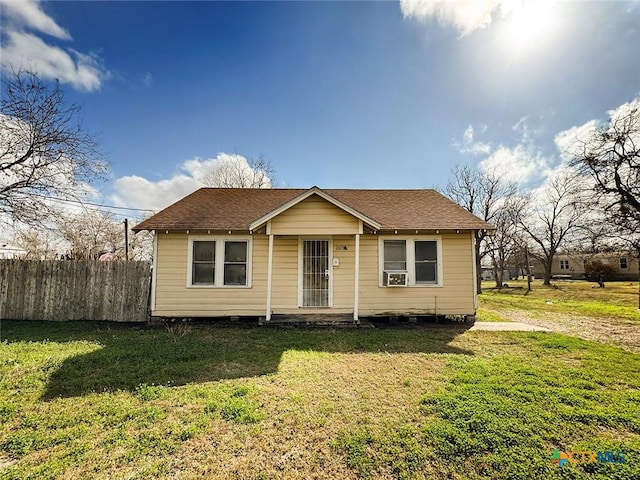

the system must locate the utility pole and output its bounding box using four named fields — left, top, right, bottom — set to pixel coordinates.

left=525, top=245, right=531, bottom=292
left=123, top=218, right=129, bottom=261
